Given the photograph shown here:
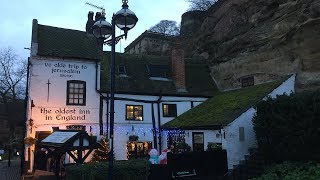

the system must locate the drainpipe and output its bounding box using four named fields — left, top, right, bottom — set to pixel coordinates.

left=151, top=103, right=157, bottom=149
left=22, top=58, right=31, bottom=175
left=95, top=62, right=99, bottom=91
left=99, top=96, right=103, bottom=135
left=156, top=95, right=162, bottom=152
left=95, top=61, right=109, bottom=136
left=106, top=93, right=109, bottom=136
